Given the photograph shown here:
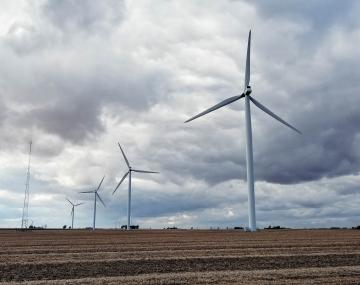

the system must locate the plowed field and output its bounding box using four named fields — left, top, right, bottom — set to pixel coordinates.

left=1, top=229, right=360, bottom=284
